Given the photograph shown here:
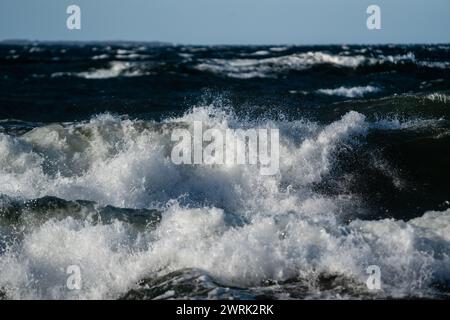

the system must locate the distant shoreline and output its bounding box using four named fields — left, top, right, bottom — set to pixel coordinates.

left=1, top=39, right=449, bottom=47
left=0, top=39, right=173, bottom=46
